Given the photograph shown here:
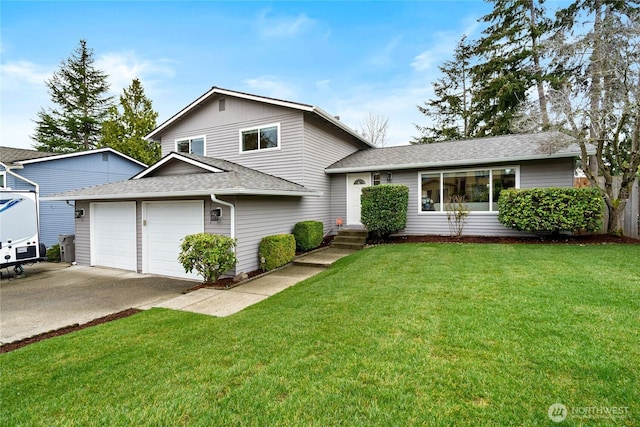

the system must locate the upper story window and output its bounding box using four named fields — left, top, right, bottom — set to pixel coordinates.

left=420, top=167, right=518, bottom=213
left=176, top=136, right=205, bottom=156
left=240, top=123, right=280, bottom=153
